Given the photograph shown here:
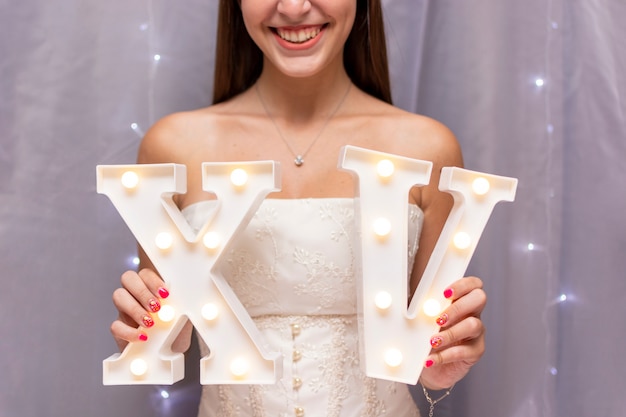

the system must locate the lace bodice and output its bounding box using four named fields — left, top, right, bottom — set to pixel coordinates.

left=182, top=198, right=423, bottom=417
